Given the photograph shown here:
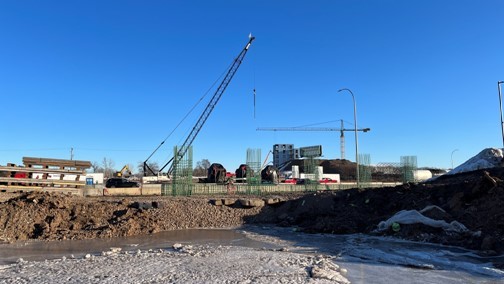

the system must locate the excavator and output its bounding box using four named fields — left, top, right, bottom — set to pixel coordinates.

left=143, top=35, right=255, bottom=182
left=114, top=165, right=132, bottom=178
